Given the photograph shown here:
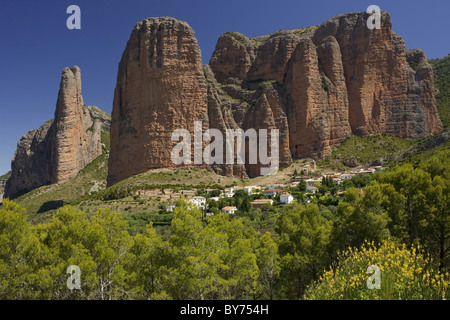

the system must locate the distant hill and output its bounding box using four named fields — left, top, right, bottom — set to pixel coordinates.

left=430, top=54, right=450, bottom=129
